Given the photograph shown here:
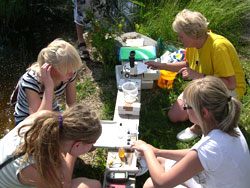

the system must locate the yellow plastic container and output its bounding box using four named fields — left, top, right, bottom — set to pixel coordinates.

left=118, top=147, right=125, bottom=159
left=157, top=70, right=178, bottom=89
